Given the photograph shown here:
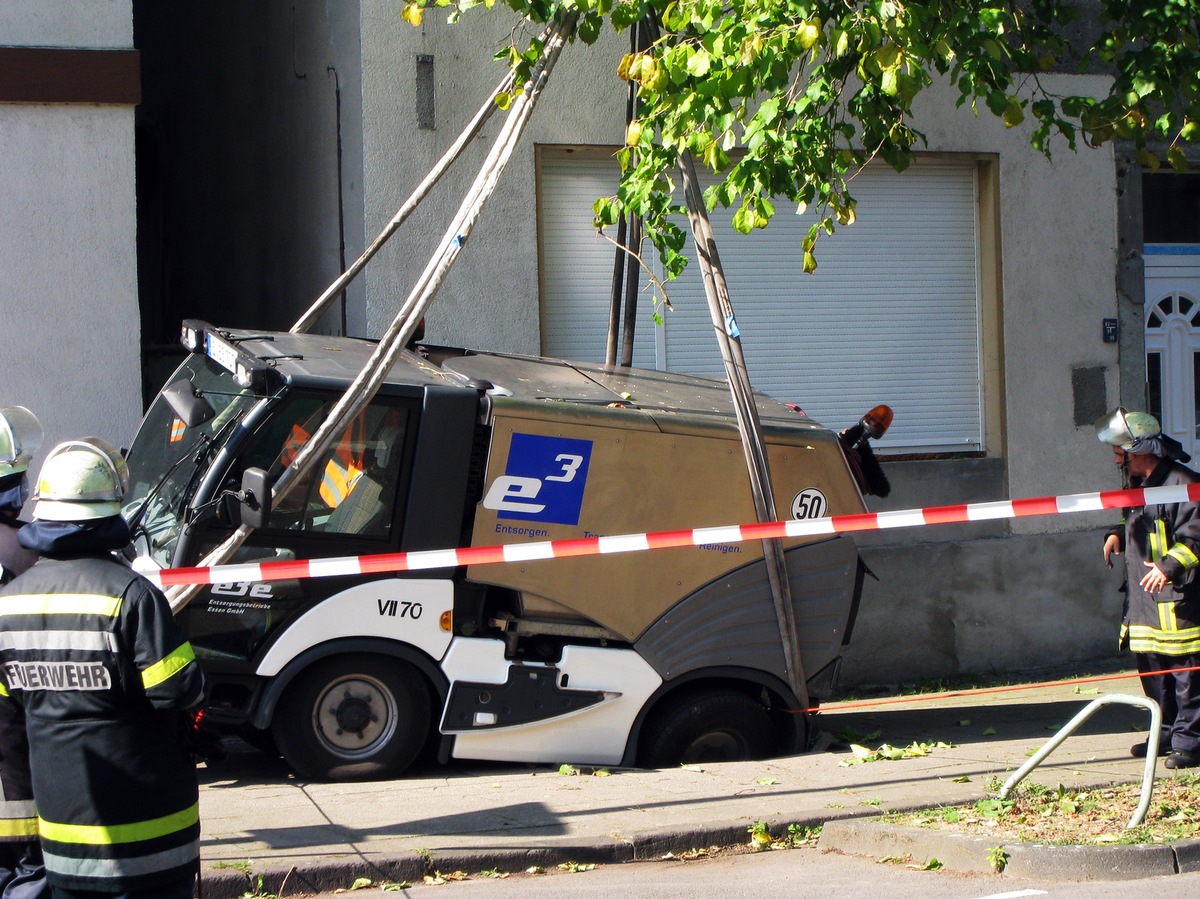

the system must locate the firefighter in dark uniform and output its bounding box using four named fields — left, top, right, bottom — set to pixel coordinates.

left=1097, top=408, right=1200, bottom=770
left=0, top=408, right=47, bottom=898
left=0, top=438, right=208, bottom=898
